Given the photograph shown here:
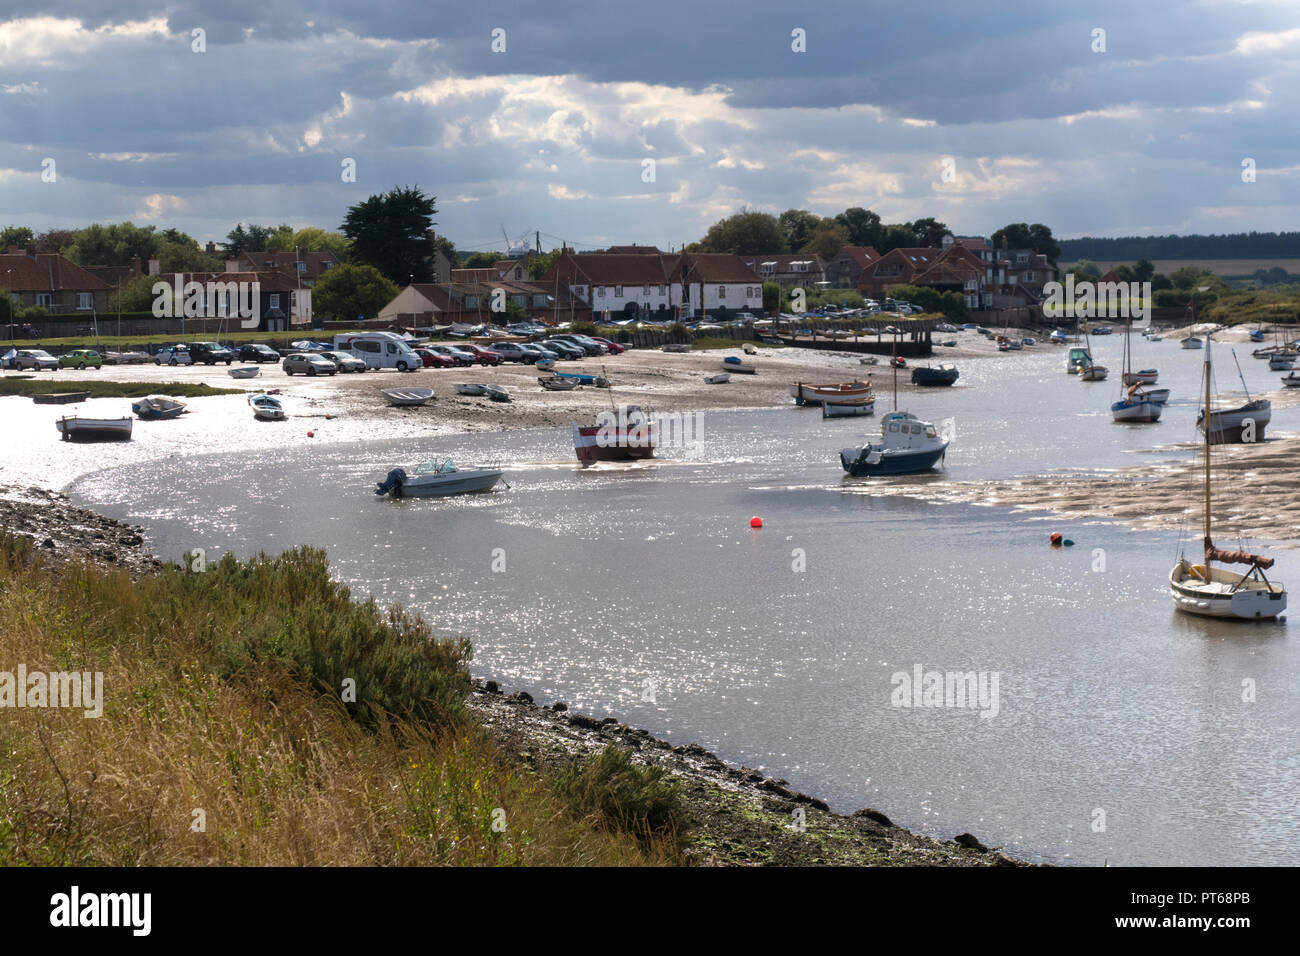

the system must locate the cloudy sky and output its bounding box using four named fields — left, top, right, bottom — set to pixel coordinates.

left=1, top=1, right=1297, bottom=254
